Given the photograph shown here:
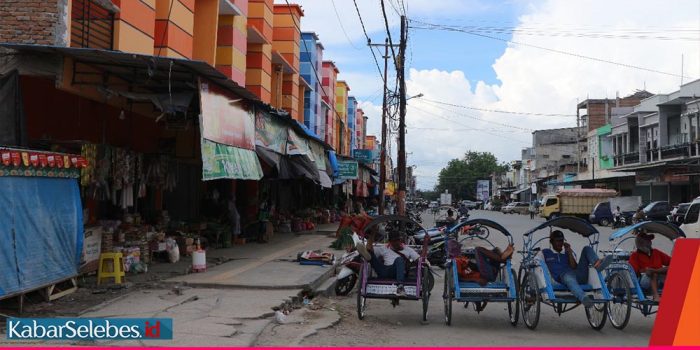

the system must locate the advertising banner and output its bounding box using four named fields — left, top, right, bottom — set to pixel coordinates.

left=476, top=180, right=490, bottom=201
left=201, top=138, right=263, bottom=180
left=338, top=160, right=358, bottom=180
left=255, top=110, right=288, bottom=154
left=199, top=81, right=255, bottom=150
